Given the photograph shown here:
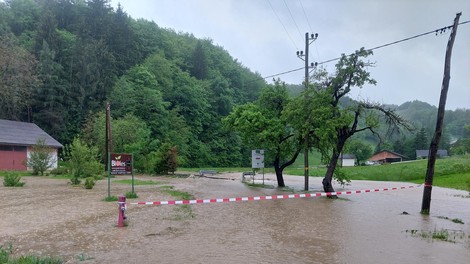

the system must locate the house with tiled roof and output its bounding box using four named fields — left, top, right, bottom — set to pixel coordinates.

left=0, top=119, right=63, bottom=171
left=368, top=150, right=406, bottom=164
